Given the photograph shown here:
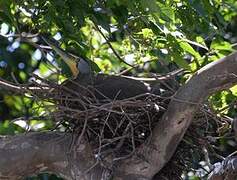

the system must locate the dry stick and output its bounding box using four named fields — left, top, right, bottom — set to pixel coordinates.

left=119, top=68, right=184, bottom=82
left=0, top=77, right=50, bottom=93
left=97, top=110, right=112, bottom=160
left=117, top=59, right=157, bottom=76
left=99, top=91, right=122, bottom=155
left=114, top=120, right=132, bottom=155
